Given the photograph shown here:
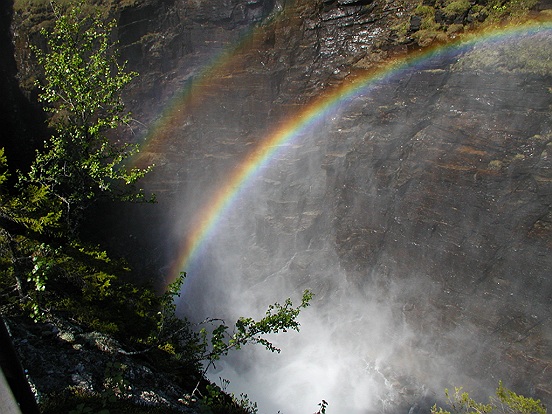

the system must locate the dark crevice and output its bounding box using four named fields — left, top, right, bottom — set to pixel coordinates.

left=0, top=0, right=48, bottom=172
